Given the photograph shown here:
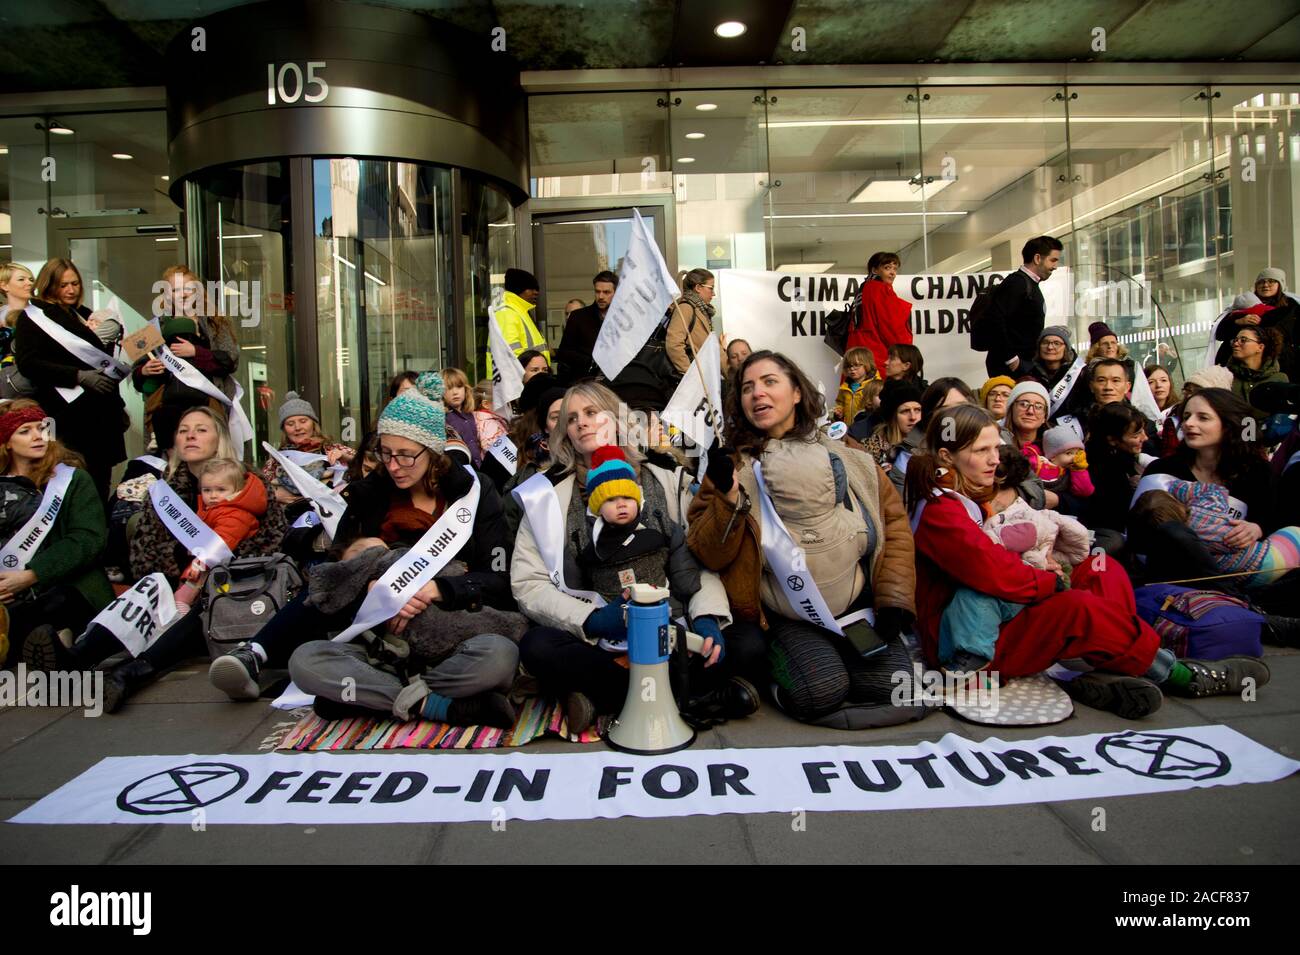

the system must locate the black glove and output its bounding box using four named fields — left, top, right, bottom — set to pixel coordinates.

left=873, top=607, right=912, bottom=643
left=704, top=446, right=737, bottom=494
left=76, top=370, right=117, bottom=395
